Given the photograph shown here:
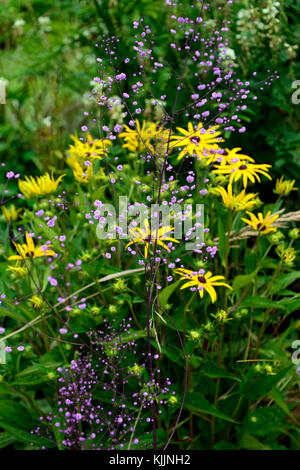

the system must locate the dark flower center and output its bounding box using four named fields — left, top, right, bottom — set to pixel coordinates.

left=26, top=251, right=34, bottom=258
left=239, top=164, right=247, bottom=170
left=198, top=276, right=206, bottom=283
left=190, top=136, right=200, bottom=144
left=257, top=223, right=266, bottom=232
